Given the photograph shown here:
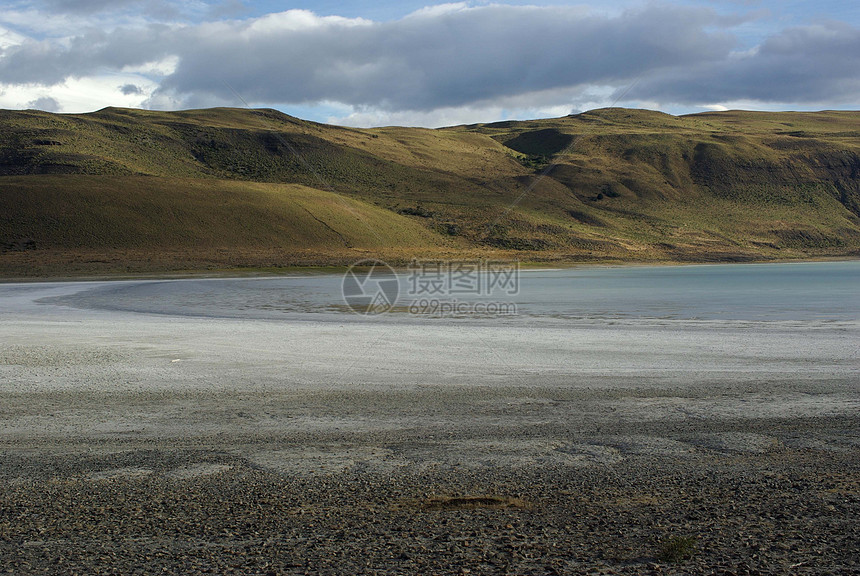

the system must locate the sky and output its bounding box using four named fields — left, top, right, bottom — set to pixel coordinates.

left=0, top=0, right=858, bottom=127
